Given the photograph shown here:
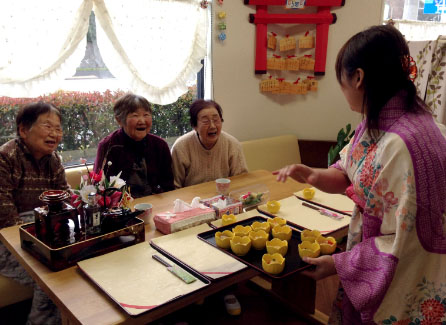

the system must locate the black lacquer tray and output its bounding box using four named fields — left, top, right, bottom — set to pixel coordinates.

left=20, top=218, right=145, bottom=271
left=197, top=216, right=312, bottom=279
